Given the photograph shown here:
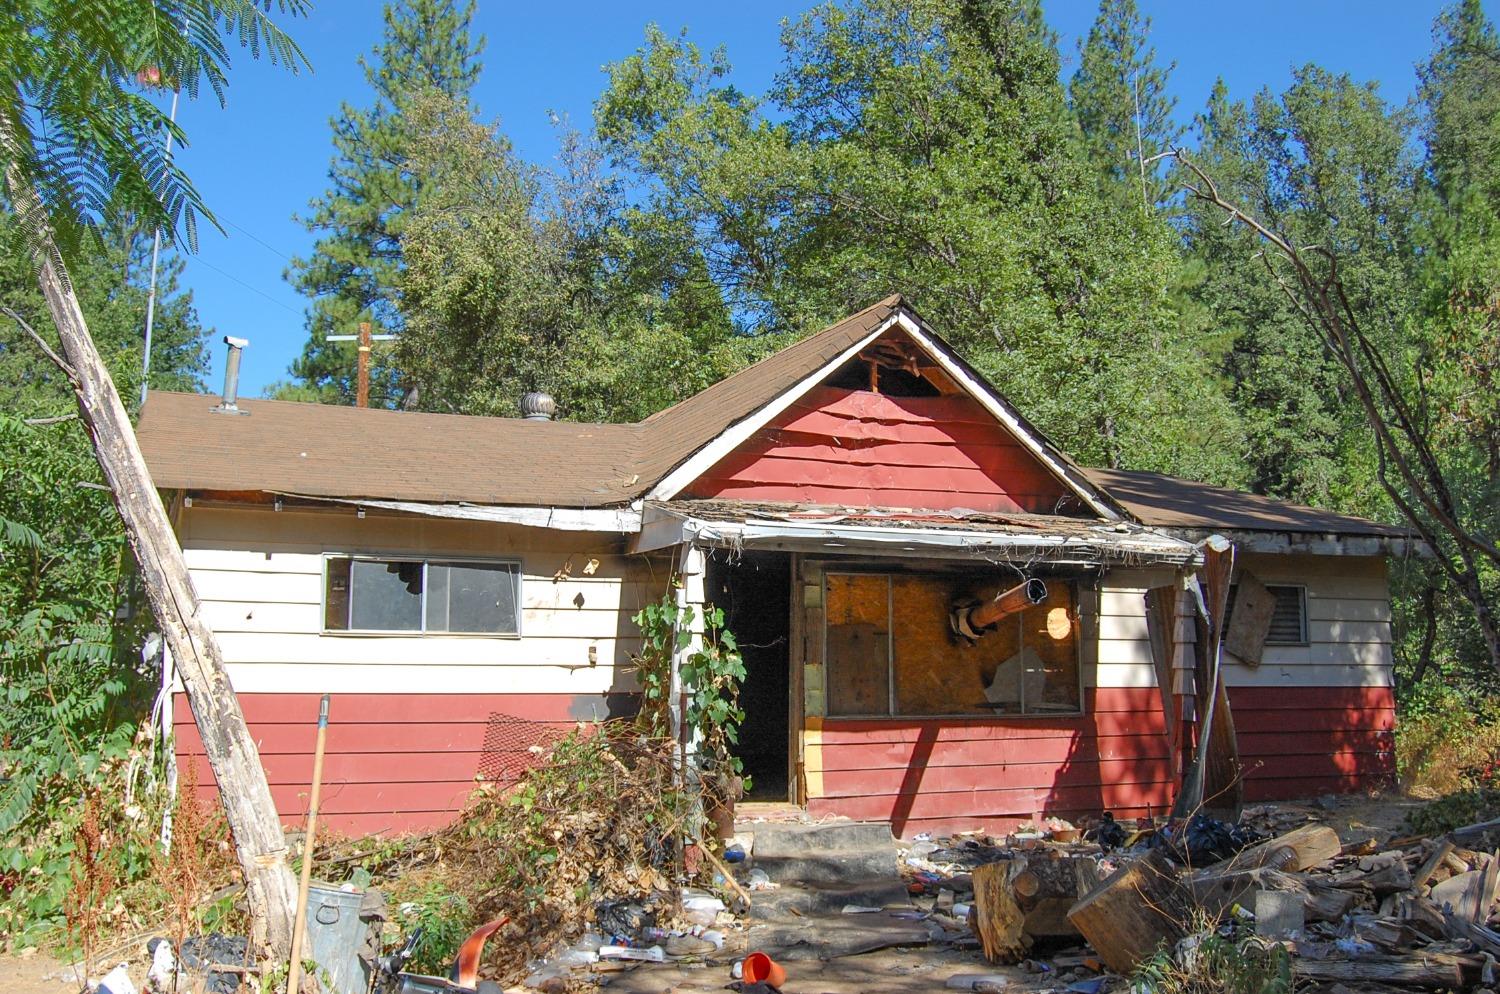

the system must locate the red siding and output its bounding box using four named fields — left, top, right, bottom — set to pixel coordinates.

left=173, top=692, right=632, bottom=835
left=175, top=685, right=1396, bottom=838
left=683, top=386, right=1074, bottom=513
left=808, top=685, right=1396, bottom=838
